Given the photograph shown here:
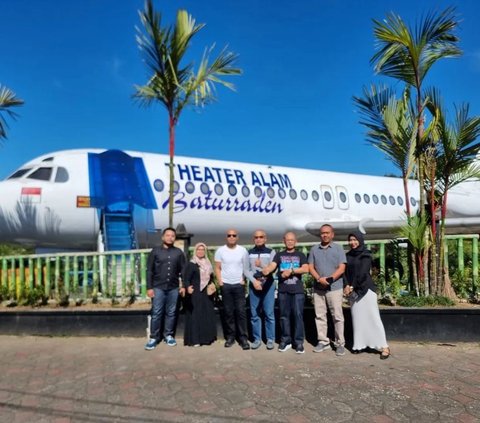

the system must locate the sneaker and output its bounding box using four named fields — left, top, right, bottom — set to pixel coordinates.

left=144, top=339, right=158, bottom=351
left=266, top=339, right=275, bottom=350
left=278, top=342, right=292, bottom=352
left=296, top=344, right=305, bottom=354
left=251, top=340, right=262, bottom=350
left=165, top=335, right=177, bottom=347
left=313, top=342, right=331, bottom=353
left=335, top=345, right=345, bottom=356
